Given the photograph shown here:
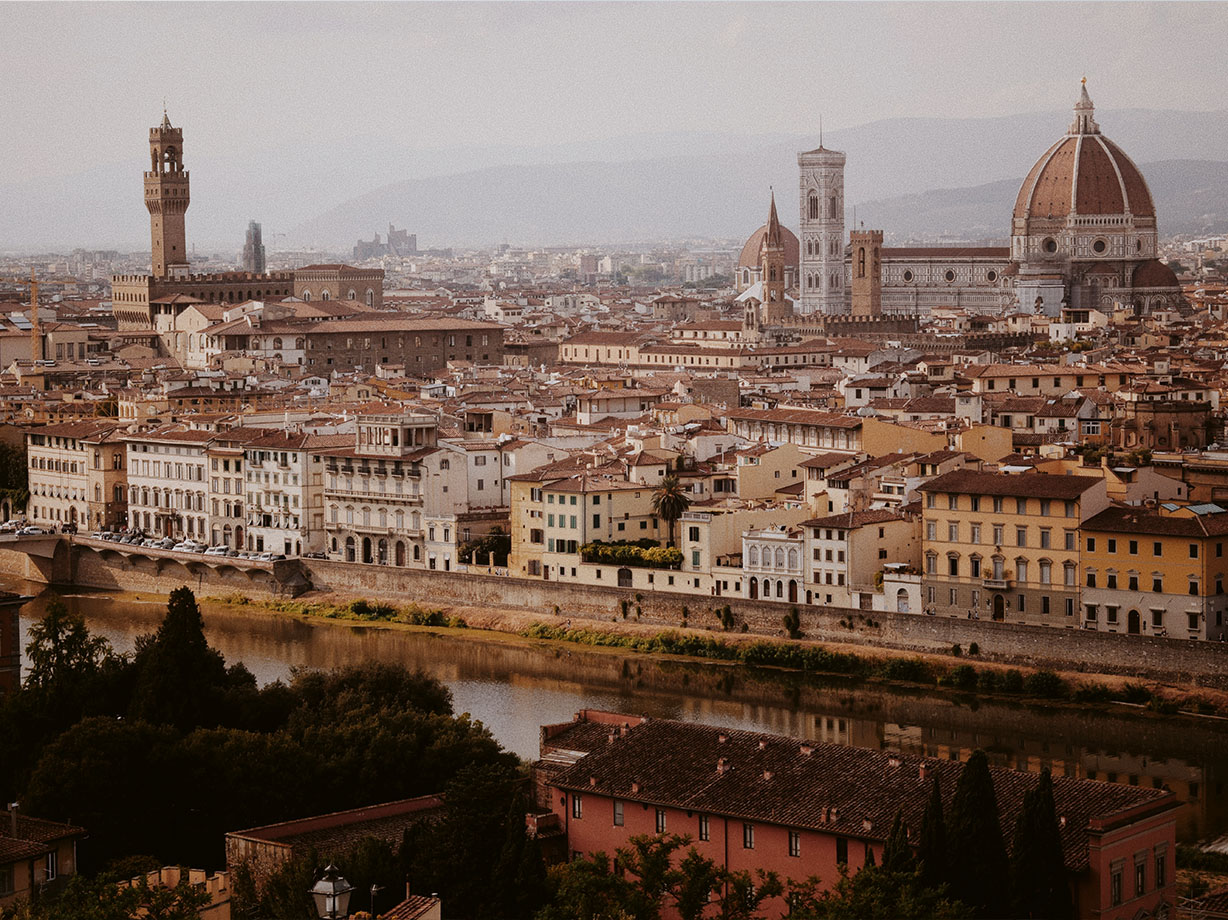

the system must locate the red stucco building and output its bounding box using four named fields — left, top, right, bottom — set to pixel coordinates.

left=532, top=711, right=1178, bottom=919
